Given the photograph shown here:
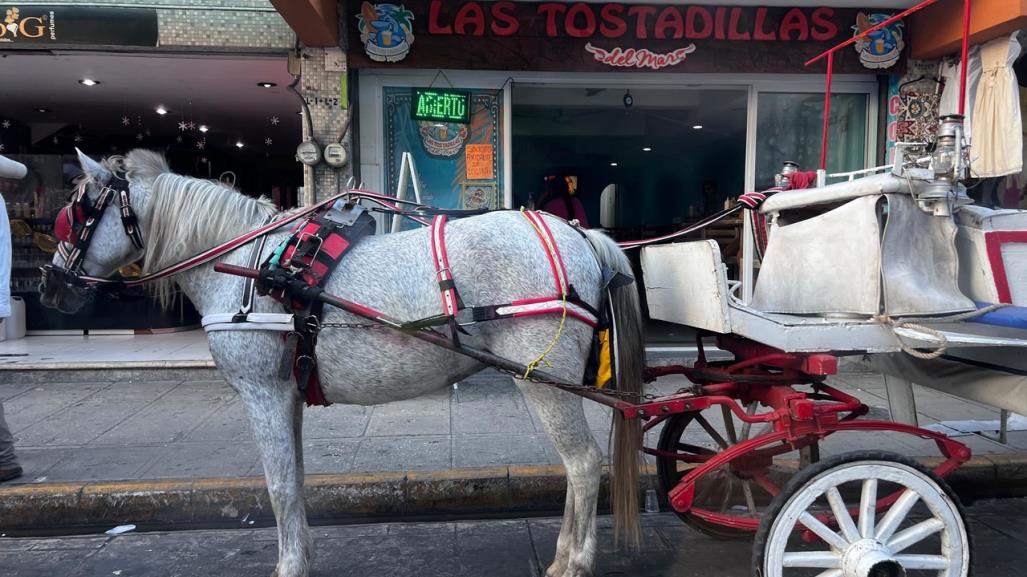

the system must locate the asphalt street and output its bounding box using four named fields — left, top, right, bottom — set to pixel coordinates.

left=1, top=498, right=1024, bottom=577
